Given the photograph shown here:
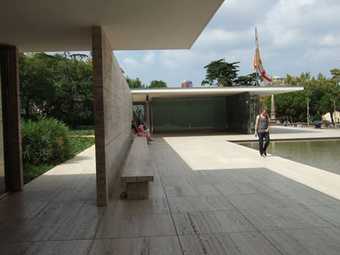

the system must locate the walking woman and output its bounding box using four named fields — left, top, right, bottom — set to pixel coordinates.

left=255, top=109, right=270, bottom=156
